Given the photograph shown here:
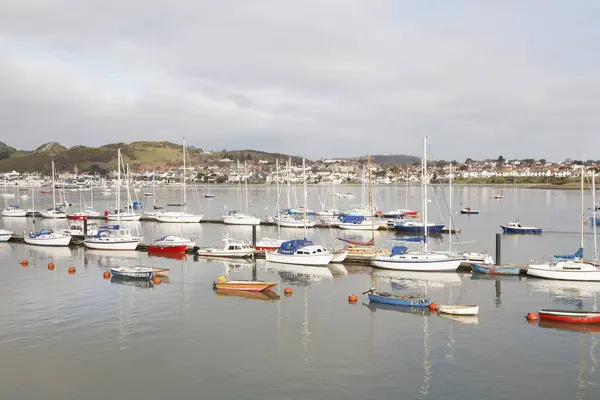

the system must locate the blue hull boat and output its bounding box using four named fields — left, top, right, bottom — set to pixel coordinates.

left=471, top=263, right=521, bottom=276
left=110, top=267, right=154, bottom=280
left=500, top=225, right=542, bottom=234
left=394, top=224, right=445, bottom=233
left=368, top=292, right=430, bottom=307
